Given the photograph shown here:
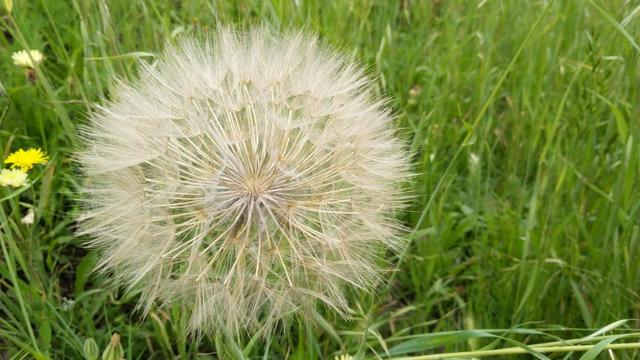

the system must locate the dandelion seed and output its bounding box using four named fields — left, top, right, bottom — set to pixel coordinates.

left=77, top=28, right=410, bottom=335
left=11, top=49, right=44, bottom=68
left=4, top=148, right=49, bottom=171
left=0, top=168, right=27, bottom=187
